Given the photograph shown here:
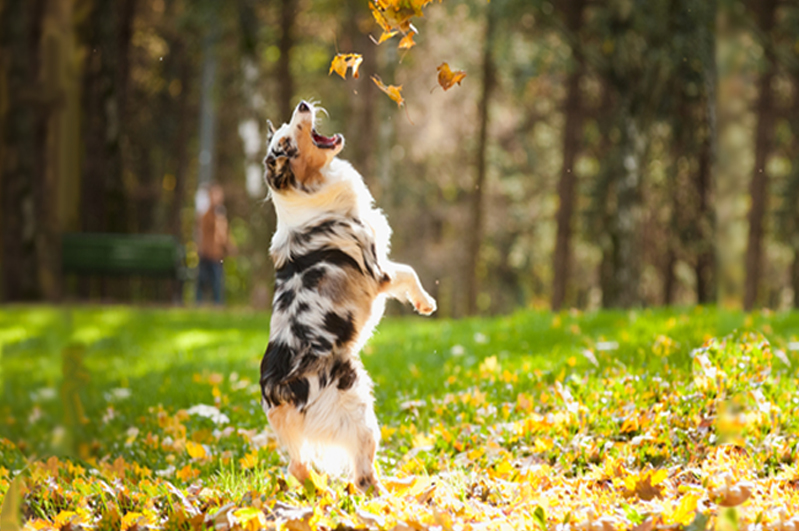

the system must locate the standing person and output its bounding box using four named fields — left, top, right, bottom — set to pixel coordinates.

left=196, top=184, right=234, bottom=305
